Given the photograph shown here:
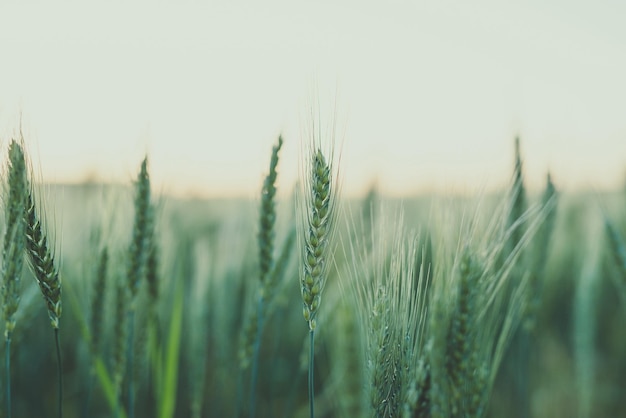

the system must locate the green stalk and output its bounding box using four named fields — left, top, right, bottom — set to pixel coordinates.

left=299, top=146, right=334, bottom=418
left=248, top=298, right=265, bottom=418
left=55, top=328, right=63, bottom=418
left=6, top=338, right=11, bottom=418
left=24, top=183, right=63, bottom=417
left=126, top=157, right=152, bottom=418
left=2, top=140, right=28, bottom=418
left=159, top=274, right=183, bottom=418
left=65, top=276, right=127, bottom=418
left=248, top=136, right=283, bottom=418
left=309, top=329, right=315, bottom=418
left=128, top=311, right=136, bottom=418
